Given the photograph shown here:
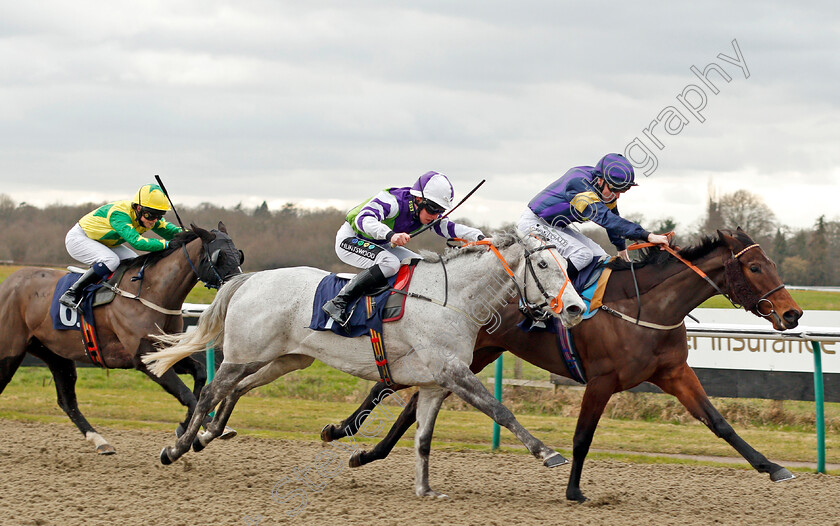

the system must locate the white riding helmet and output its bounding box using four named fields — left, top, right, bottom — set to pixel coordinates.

left=409, top=171, right=454, bottom=211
